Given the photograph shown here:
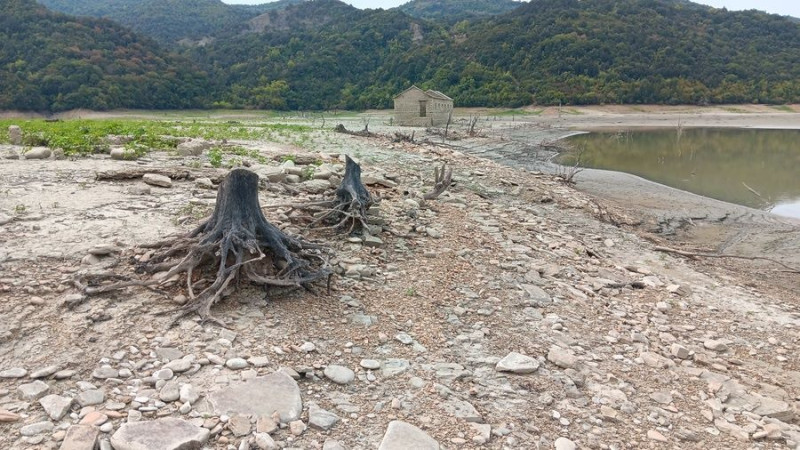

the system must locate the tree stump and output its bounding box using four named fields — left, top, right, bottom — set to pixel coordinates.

left=117, top=168, right=330, bottom=325
left=304, top=155, right=374, bottom=234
